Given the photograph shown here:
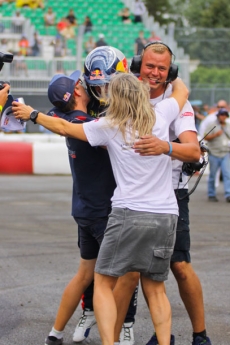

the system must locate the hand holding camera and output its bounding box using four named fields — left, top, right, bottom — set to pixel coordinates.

left=0, top=51, right=13, bottom=113
left=0, top=83, right=10, bottom=113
